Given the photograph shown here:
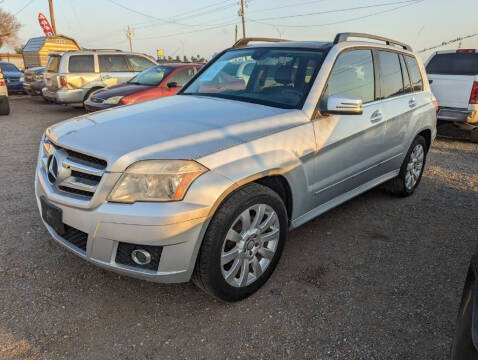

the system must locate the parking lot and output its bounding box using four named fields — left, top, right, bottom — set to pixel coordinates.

left=0, top=96, right=477, bottom=359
